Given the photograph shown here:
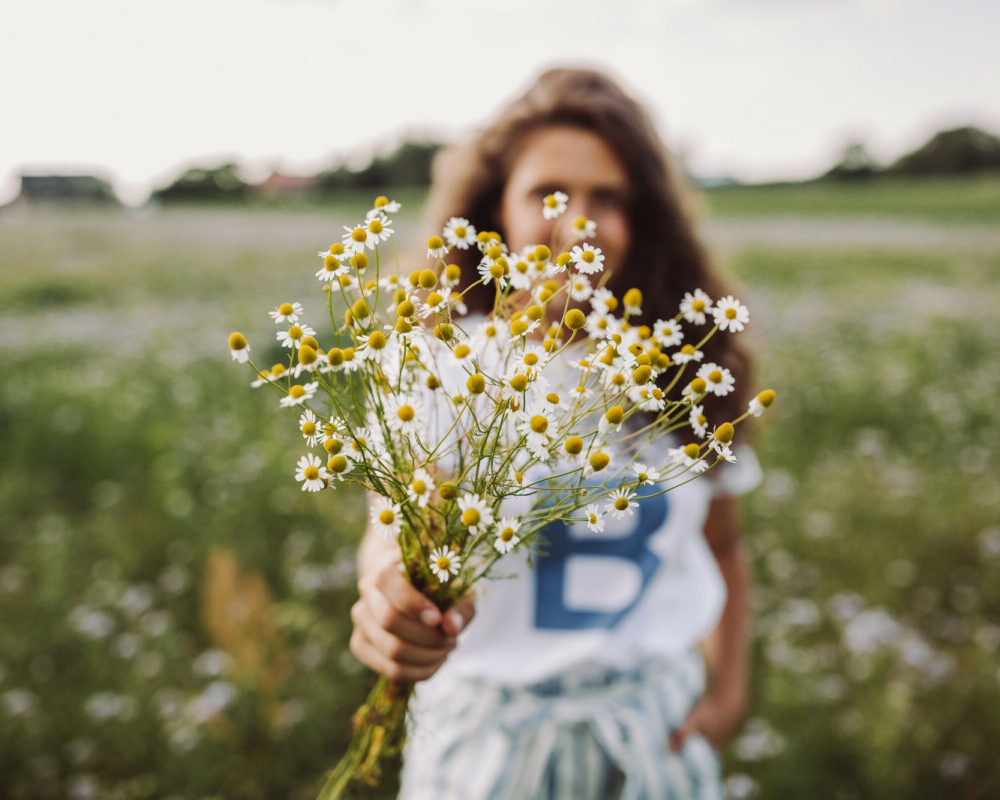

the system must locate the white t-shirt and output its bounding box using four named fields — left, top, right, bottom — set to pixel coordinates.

left=430, top=444, right=762, bottom=687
